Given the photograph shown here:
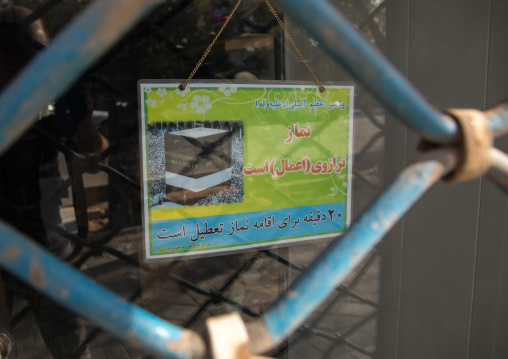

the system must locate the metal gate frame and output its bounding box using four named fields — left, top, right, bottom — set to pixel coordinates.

left=1, top=0, right=508, bottom=358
